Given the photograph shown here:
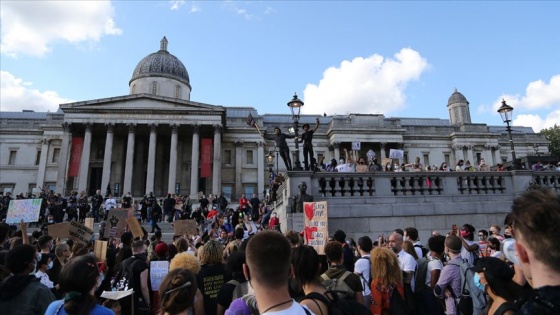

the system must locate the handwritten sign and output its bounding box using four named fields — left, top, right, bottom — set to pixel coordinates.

left=150, top=261, right=170, bottom=291
left=389, top=149, right=404, bottom=160
left=104, top=209, right=128, bottom=239
left=174, top=220, right=198, bottom=236
left=127, top=217, right=144, bottom=239
left=366, top=149, right=376, bottom=161
left=352, top=142, right=361, bottom=150
left=69, top=221, right=94, bottom=244
left=303, top=201, right=329, bottom=255
left=85, top=218, right=94, bottom=231
left=94, top=240, right=108, bottom=262
left=48, top=222, right=70, bottom=239
left=6, top=199, right=42, bottom=223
